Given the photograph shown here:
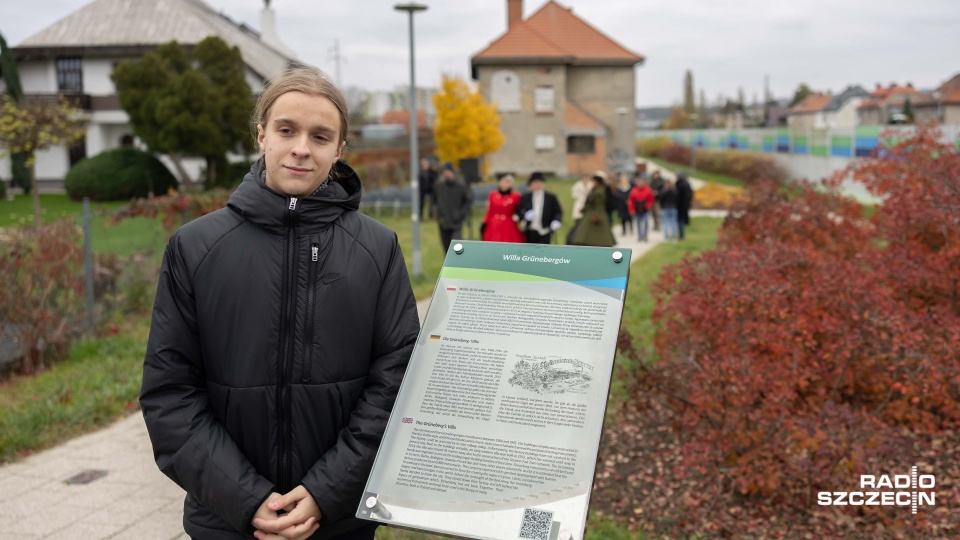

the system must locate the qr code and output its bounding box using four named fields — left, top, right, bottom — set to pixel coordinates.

left=519, top=508, right=554, bottom=540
